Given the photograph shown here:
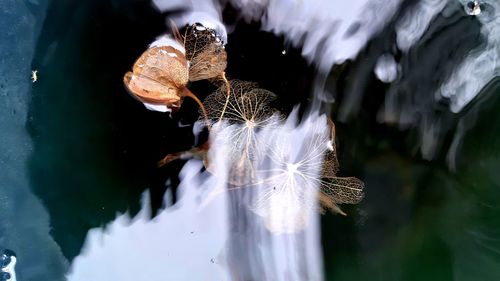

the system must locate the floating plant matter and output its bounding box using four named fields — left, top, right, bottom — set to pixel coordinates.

left=123, top=35, right=206, bottom=115
left=319, top=119, right=365, bottom=215
left=123, top=22, right=364, bottom=233
left=155, top=79, right=364, bottom=230
left=183, top=23, right=231, bottom=121
left=183, top=23, right=228, bottom=82
left=123, top=22, right=229, bottom=119
left=202, top=80, right=283, bottom=184
left=248, top=114, right=364, bottom=232
left=159, top=80, right=282, bottom=173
